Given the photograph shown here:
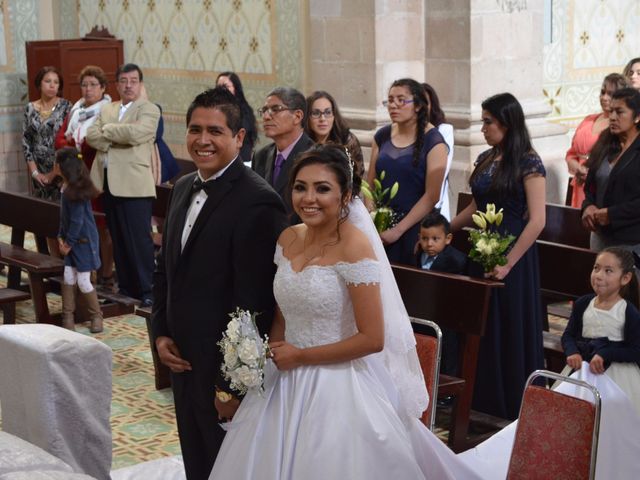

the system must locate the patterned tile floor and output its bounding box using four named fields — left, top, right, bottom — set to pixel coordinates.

left=0, top=225, right=569, bottom=468
left=0, top=226, right=180, bottom=469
